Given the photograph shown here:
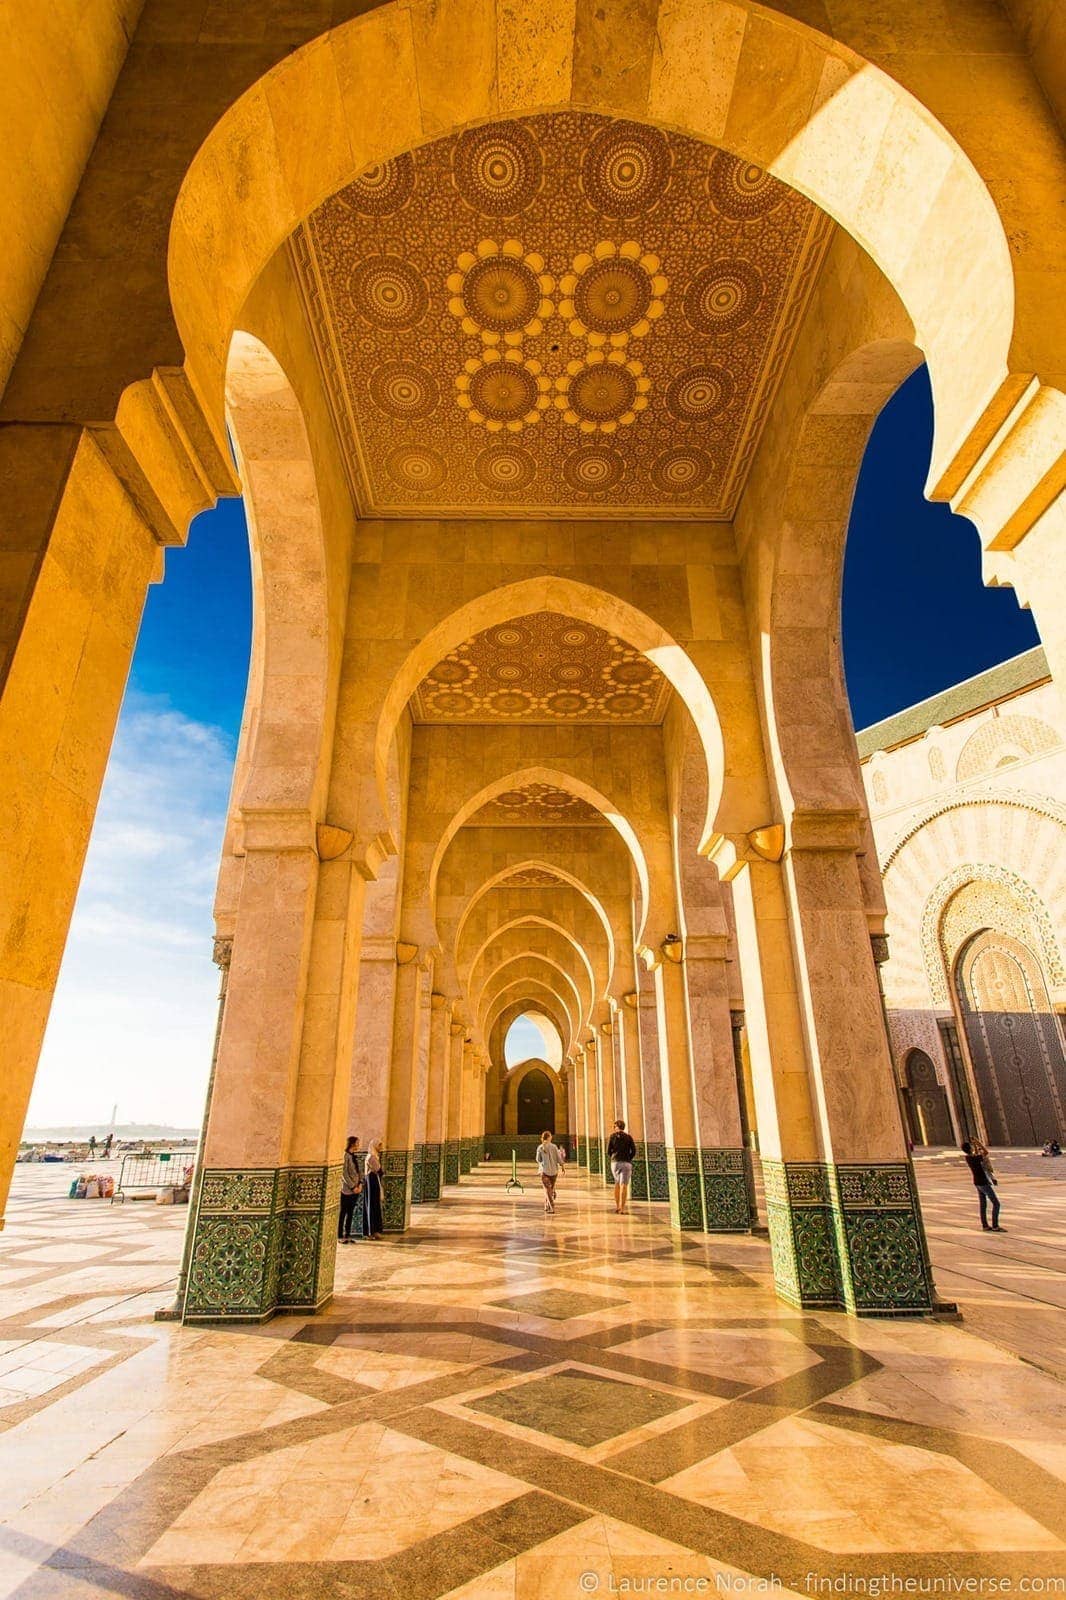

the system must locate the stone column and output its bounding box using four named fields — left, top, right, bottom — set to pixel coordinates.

left=652, top=943, right=705, bottom=1230
left=0, top=431, right=160, bottom=1230
left=723, top=832, right=935, bottom=1316
left=419, top=993, right=450, bottom=1203
left=444, top=1021, right=464, bottom=1184
left=635, top=981, right=668, bottom=1200
left=382, top=943, right=423, bottom=1233
left=346, top=936, right=397, bottom=1150
left=686, top=934, right=755, bottom=1233
left=781, top=832, right=935, bottom=1314
left=582, top=1045, right=603, bottom=1176
left=182, top=838, right=329, bottom=1324
left=619, top=994, right=650, bottom=1200
left=459, top=1041, right=476, bottom=1174
left=408, top=966, right=434, bottom=1206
